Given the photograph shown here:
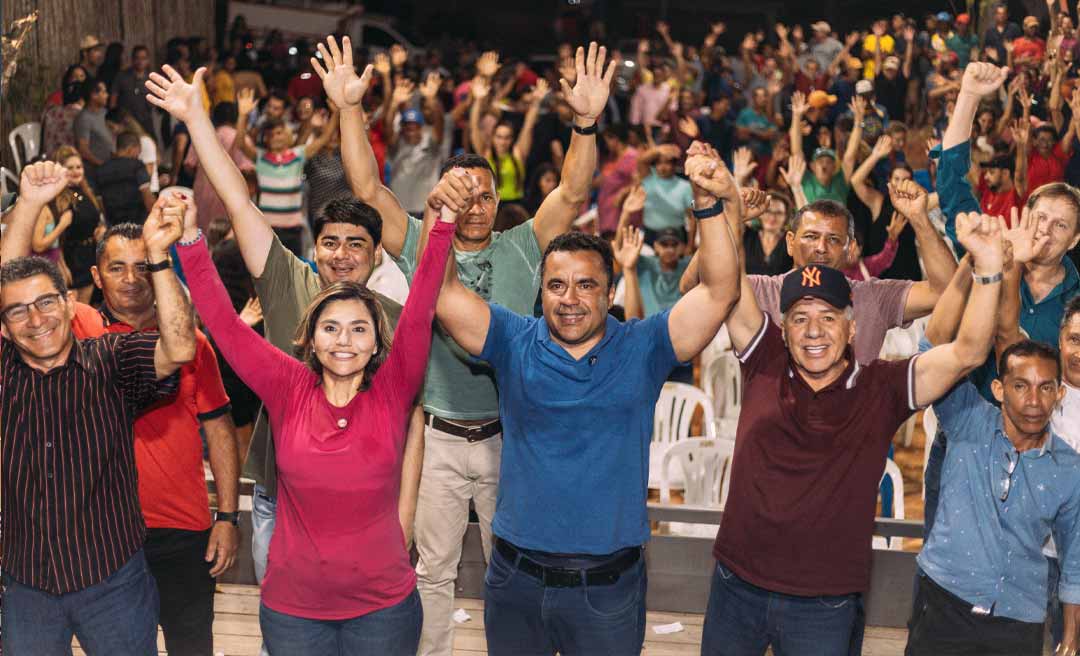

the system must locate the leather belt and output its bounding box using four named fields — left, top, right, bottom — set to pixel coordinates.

left=425, top=413, right=501, bottom=442
left=495, top=538, right=641, bottom=588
